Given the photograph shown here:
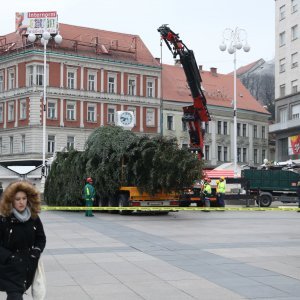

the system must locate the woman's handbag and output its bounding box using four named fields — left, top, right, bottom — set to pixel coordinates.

left=31, top=258, right=46, bottom=300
